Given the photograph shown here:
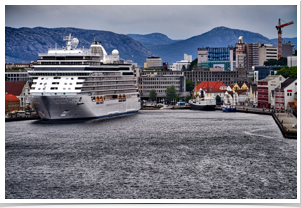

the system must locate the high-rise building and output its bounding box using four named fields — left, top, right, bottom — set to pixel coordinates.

left=145, top=57, right=162, bottom=68
left=282, top=40, right=295, bottom=58
left=235, top=37, right=247, bottom=70
left=258, top=44, right=278, bottom=66
left=197, top=46, right=235, bottom=71
left=246, top=43, right=259, bottom=71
